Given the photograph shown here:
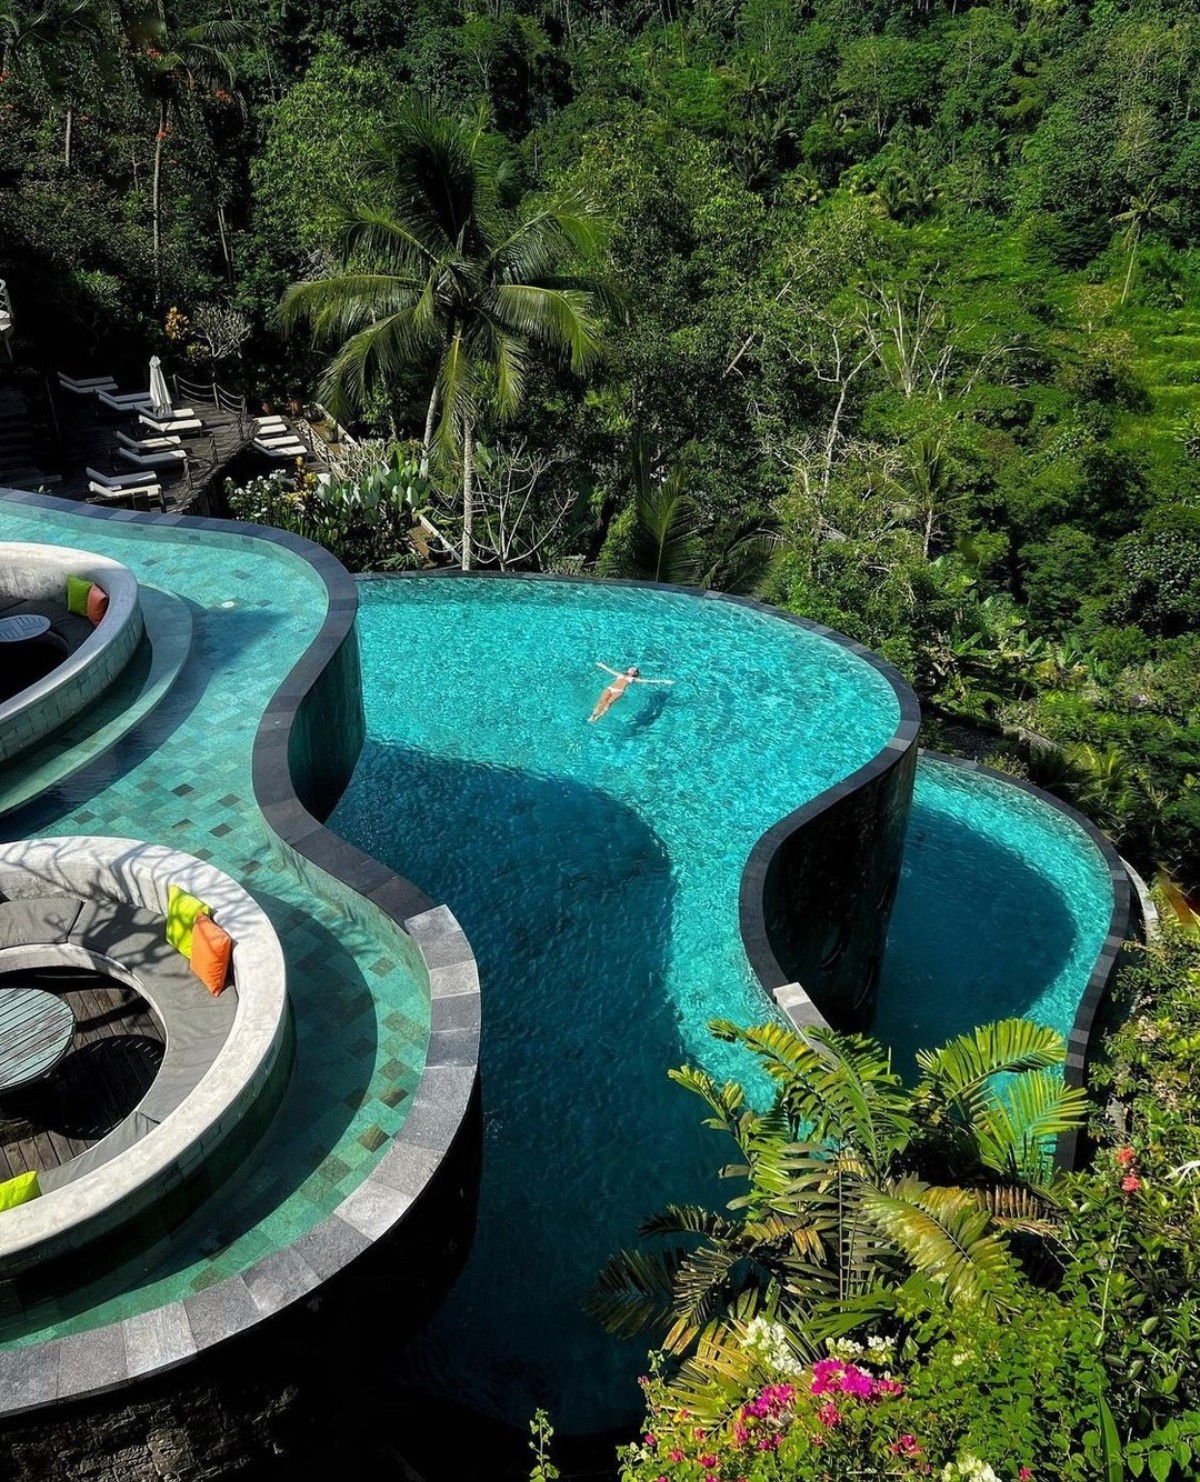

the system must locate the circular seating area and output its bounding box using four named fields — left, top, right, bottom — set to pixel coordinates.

left=0, top=837, right=290, bottom=1276
left=0, top=542, right=143, bottom=766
